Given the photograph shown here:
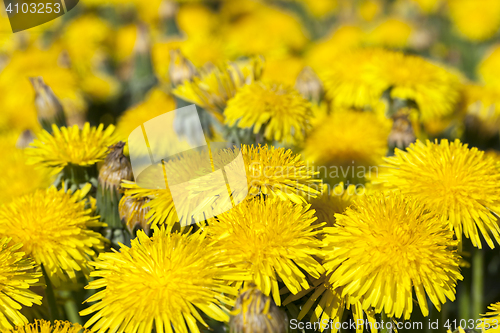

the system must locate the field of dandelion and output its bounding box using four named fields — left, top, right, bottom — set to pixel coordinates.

left=2, top=0, right=500, bottom=332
